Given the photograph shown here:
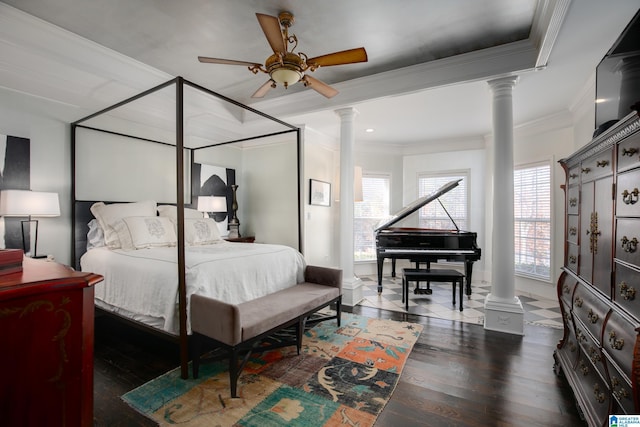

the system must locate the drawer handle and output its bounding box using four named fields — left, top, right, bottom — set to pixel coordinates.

left=589, top=346, right=601, bottom=363
left=622, top=147, right=638, bottom=157
left=622, top=188, right=639, bottom=205
left=582, top=167, right=591, bottom=174
left=569, top=227, right=577, bottom=236
left=620, top=281, right=636, bottom=301
left=569, top=197, right=578, bottom=207
left=593, top=384, right=606, bottom=403
left=609, top=330, right=625, bottom=350
left=577, top=329, right=587, bottom=343
left=563, top=284, right=570, bottom=294
left=587, top=309, right=599, bottom=324
left=569, top=255, right=577, bottom=264
left=596, top=160, right=609, bottom=168
left=579, top=360, right=589, bottom=375
left=569, top=341, right=576, bottom=352
left=574, top=296, right=583, bottom=307
left=569, top=173, right=578, bottom=179
left=621, top=236, right=638, bottom=253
